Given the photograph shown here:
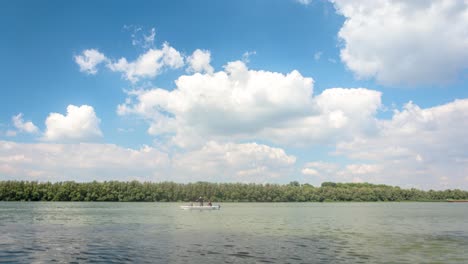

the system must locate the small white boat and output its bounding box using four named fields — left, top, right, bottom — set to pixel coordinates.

left=180, top=205, right=221, bottom=210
